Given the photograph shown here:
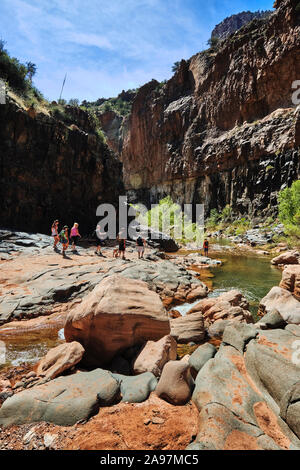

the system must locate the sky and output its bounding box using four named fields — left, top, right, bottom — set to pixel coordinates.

left=0, top=0, right=274, bottom=102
